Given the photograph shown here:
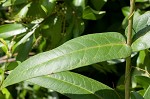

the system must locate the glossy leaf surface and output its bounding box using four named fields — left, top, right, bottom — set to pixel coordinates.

left=28, top=71, right=120, bottom=99
left=0, top=24, right=26, bottom=39
left=2, top=32, right=131, bottom=88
